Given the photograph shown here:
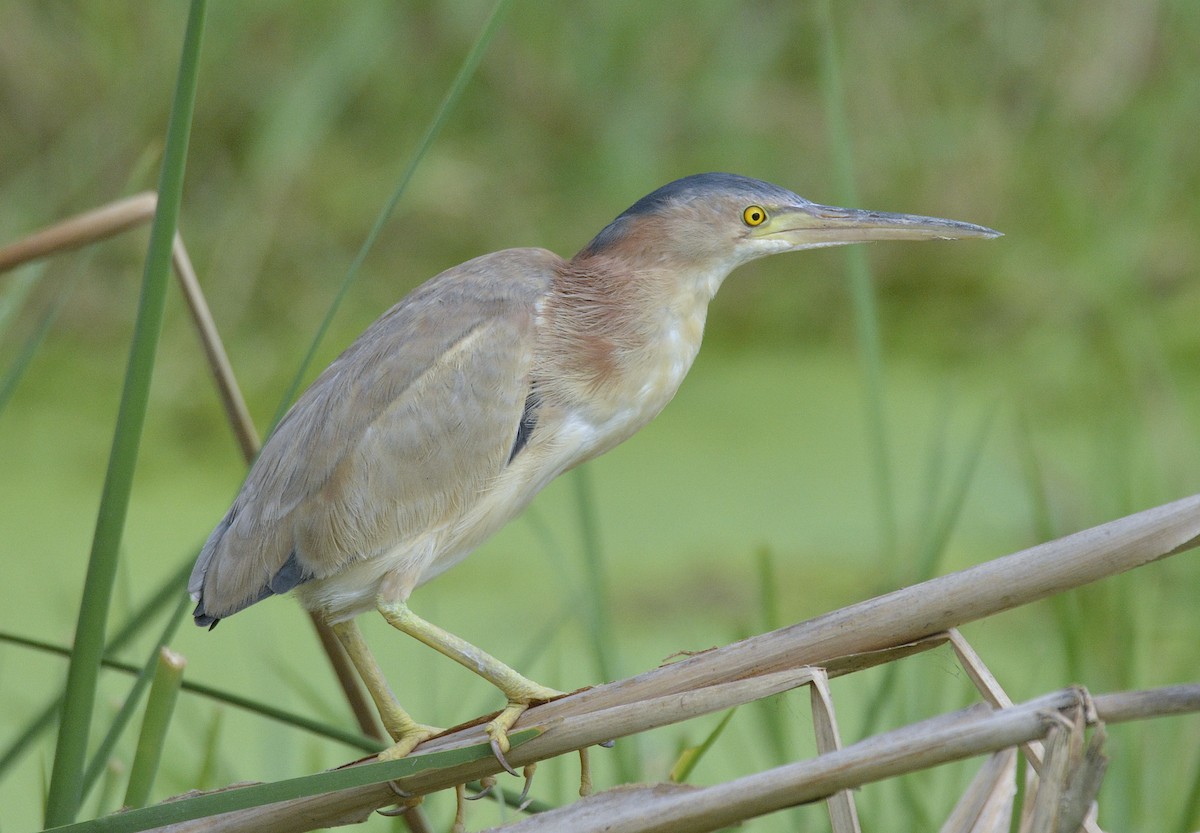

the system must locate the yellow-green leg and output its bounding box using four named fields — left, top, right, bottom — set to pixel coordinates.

left=330, top=619, right=439, bottom=760
left=377, top=599, right=563, bottom=771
